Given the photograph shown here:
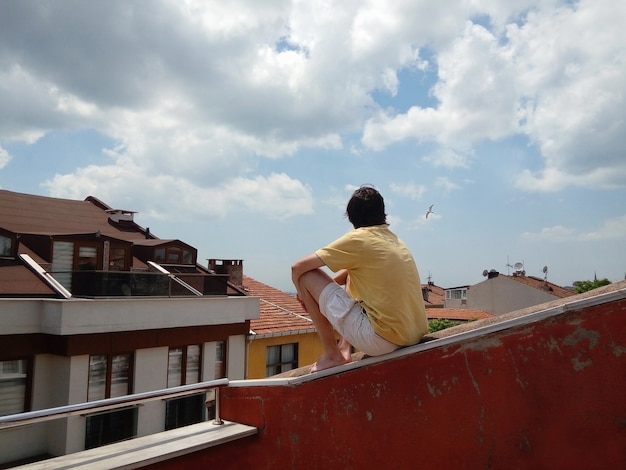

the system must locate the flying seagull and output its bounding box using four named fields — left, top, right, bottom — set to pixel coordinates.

left=425, top=204, right=434, bottom=219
